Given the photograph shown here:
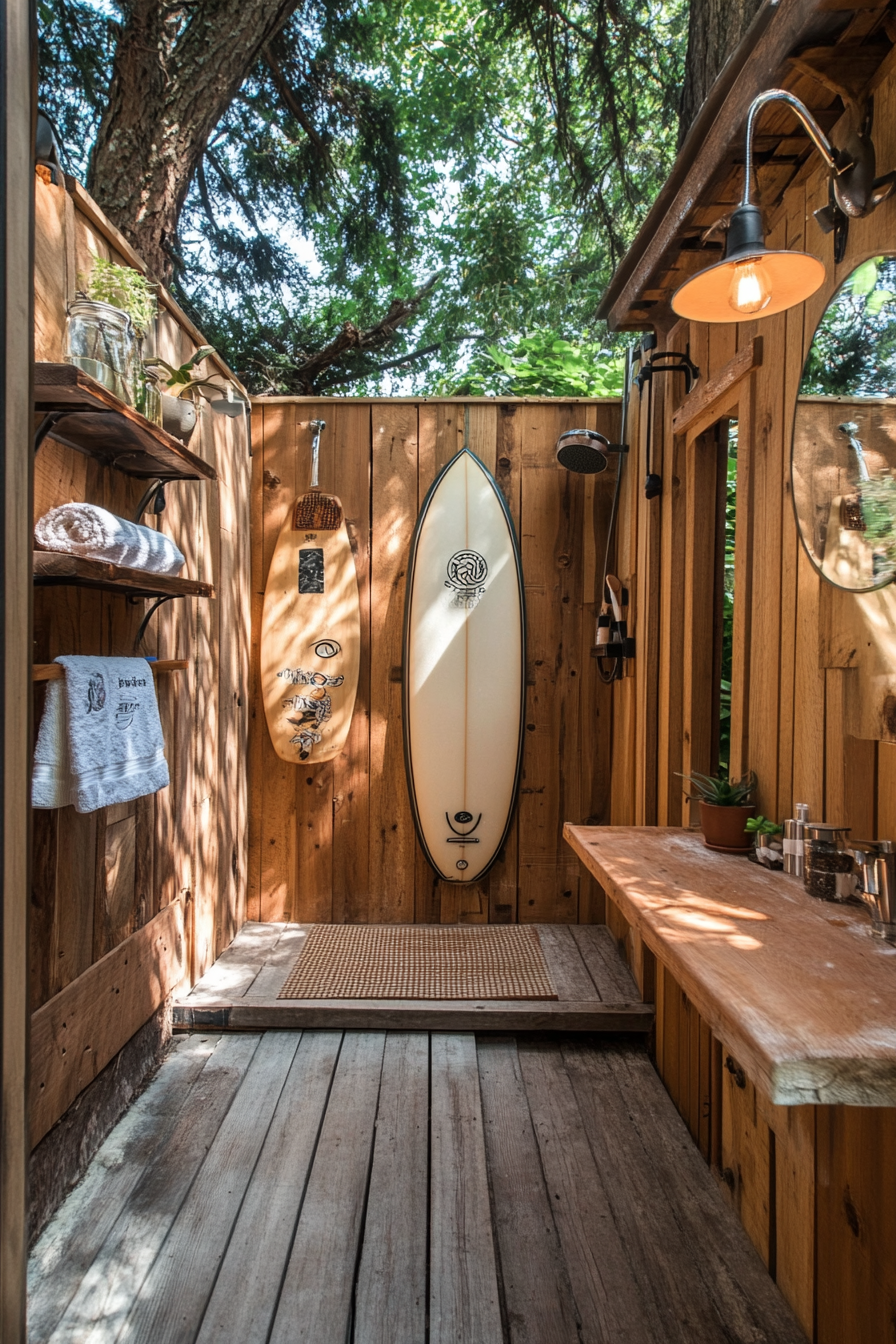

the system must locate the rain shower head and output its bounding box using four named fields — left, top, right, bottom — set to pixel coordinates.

left=555, top=429, right=626, bottom=474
